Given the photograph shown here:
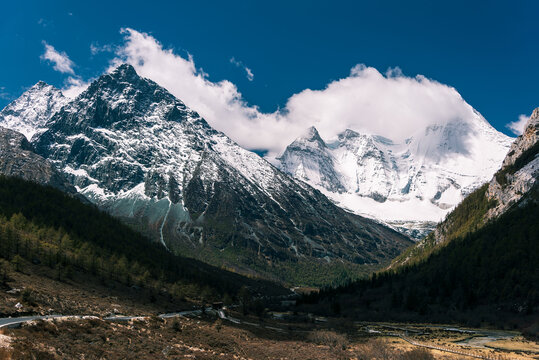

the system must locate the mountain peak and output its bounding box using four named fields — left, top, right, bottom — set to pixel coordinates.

left=287, top=126, right=327, bottom=148
left=0, top=80, right=67, bottom=140
left=338, top=128, right=361, bottom=140
left=109, top=63, right=139, bottom=82
left=33, top=80, right=50, bottom=89
left=301, top=126, right=322, bottom=140
left=30, top=66, right=412, bottom=283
